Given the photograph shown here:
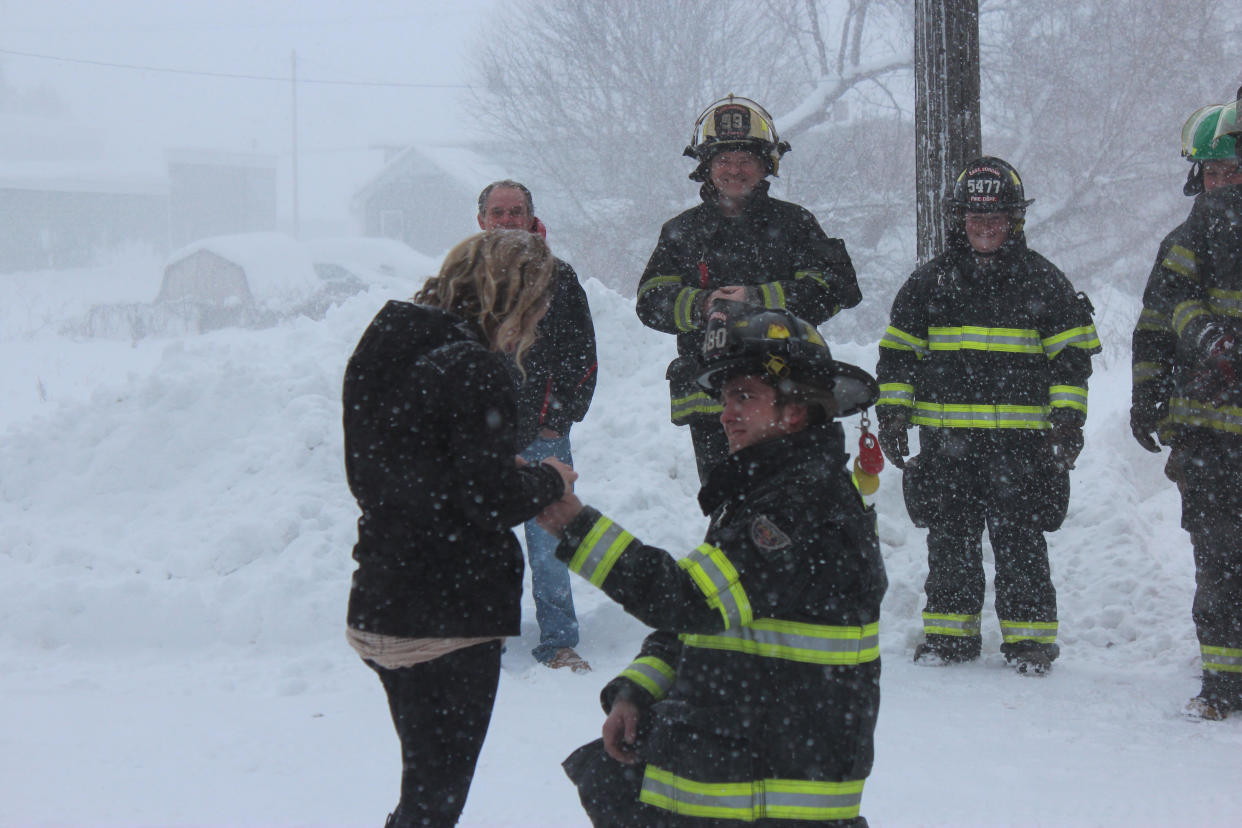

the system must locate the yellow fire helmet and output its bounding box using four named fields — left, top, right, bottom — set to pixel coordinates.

left=684, top=94, right=791, bottom=181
